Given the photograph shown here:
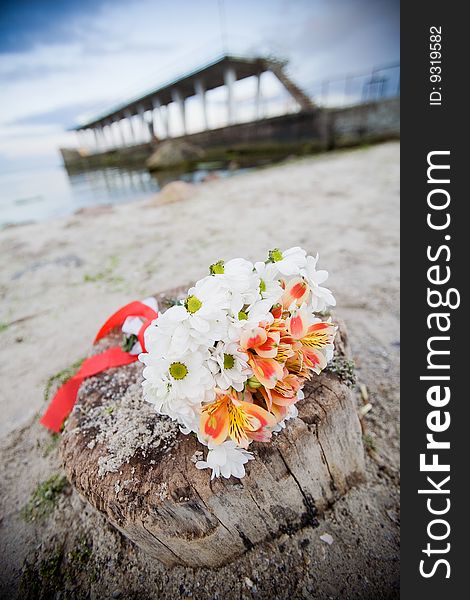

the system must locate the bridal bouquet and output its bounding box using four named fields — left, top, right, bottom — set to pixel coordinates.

left=140, top=247, right=337, bottom=479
